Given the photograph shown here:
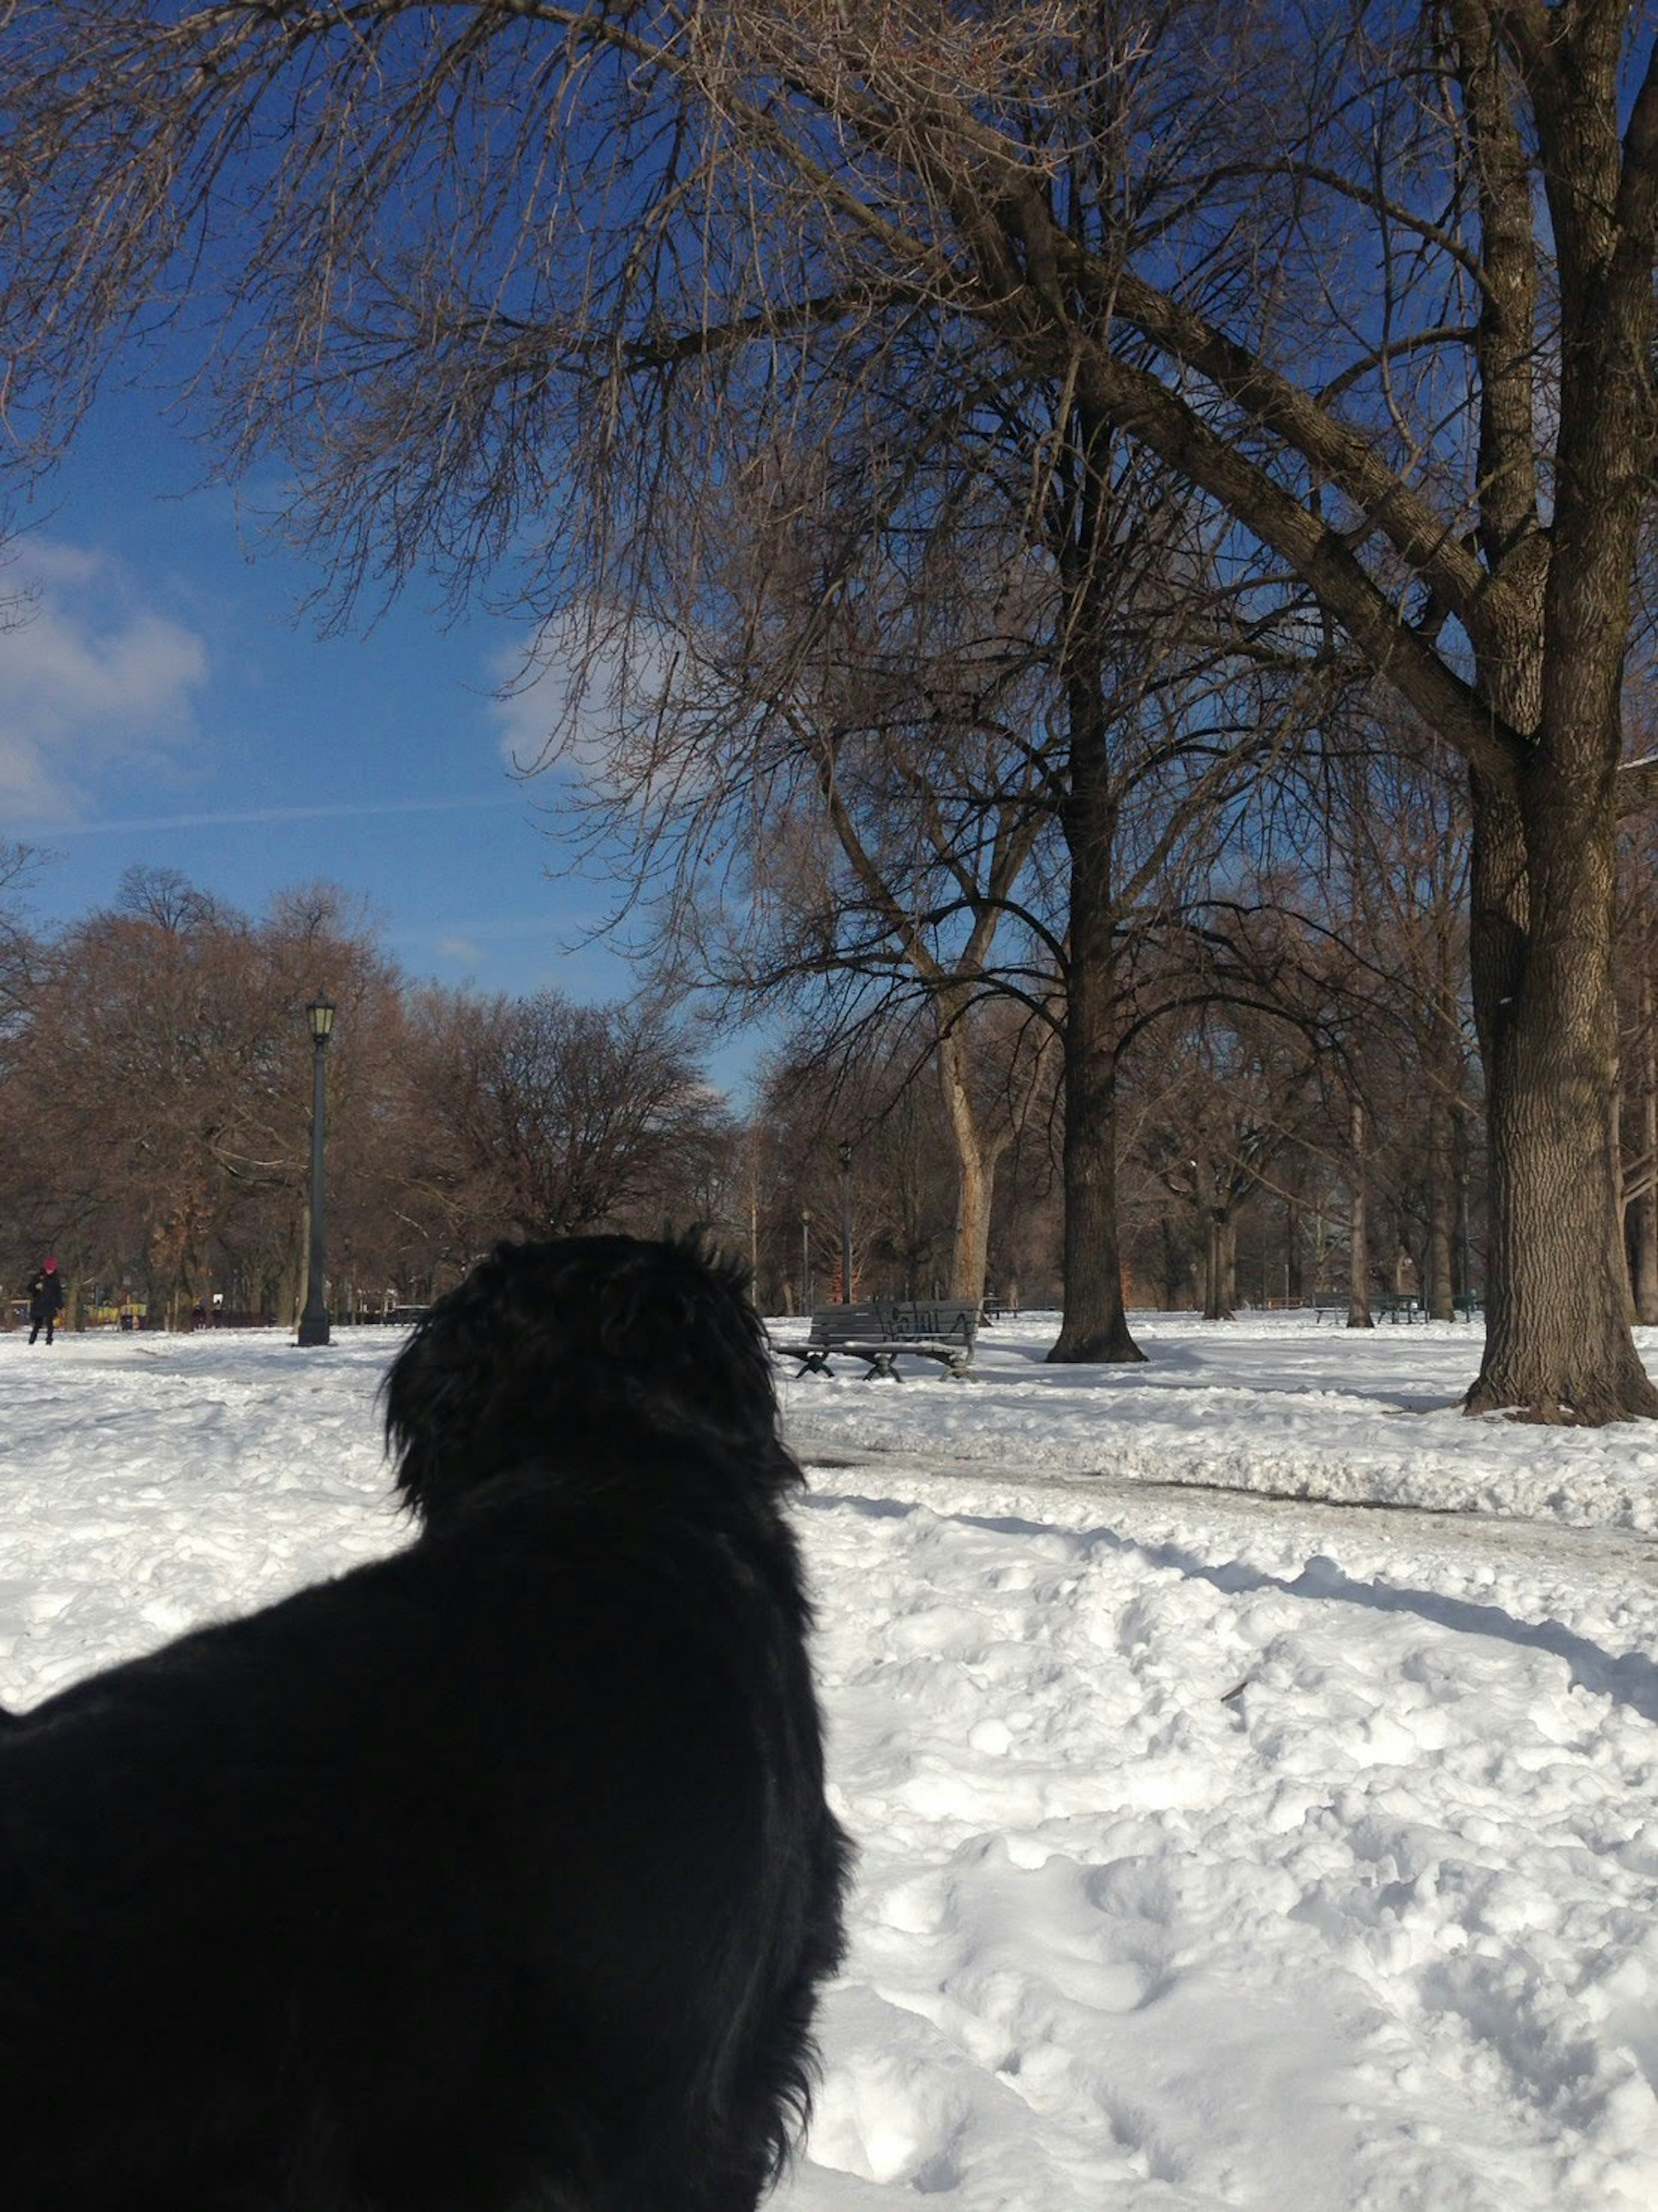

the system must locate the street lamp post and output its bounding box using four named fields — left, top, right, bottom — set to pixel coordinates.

left=837, top=1140, right=854, bottom=1303
left=297, top=995, right=335, bottom=1347
left=800, top=1207, right=812, bottom=1313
